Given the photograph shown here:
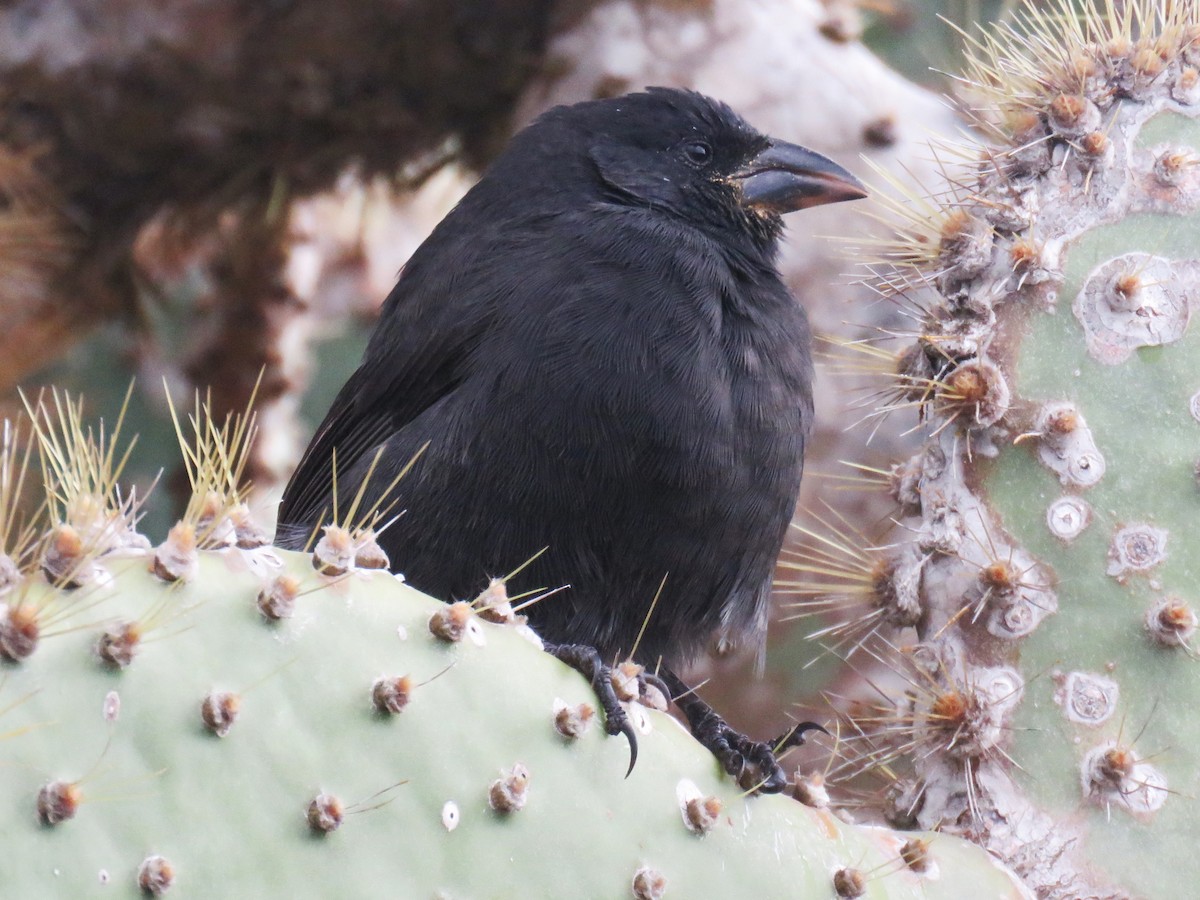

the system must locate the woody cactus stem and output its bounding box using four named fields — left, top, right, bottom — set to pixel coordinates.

left=181, top=209, right=303, bottom=491
left=820, top=1, right=1200, bottom=897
